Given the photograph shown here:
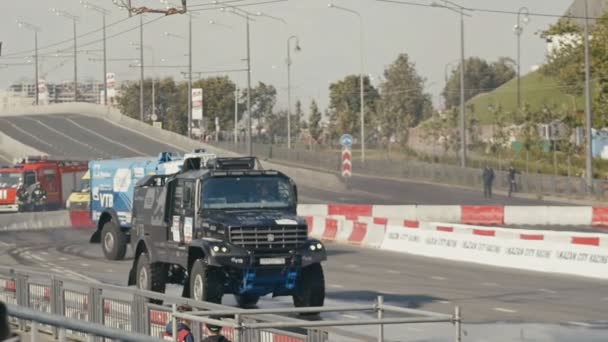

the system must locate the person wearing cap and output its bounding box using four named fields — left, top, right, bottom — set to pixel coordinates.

left=203, top=324, right=230, bottom=342
left=164, top=305, right=194, bottom=342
